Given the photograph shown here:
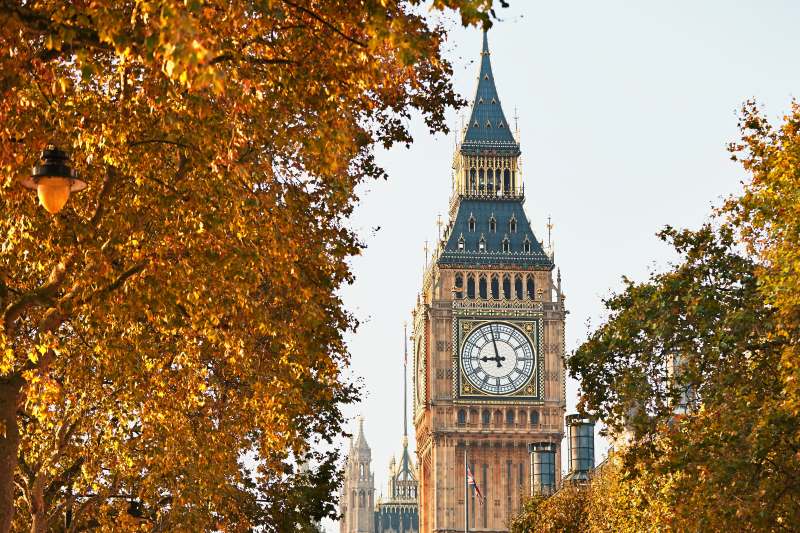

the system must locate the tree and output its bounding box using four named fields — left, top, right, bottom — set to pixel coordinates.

left=0, top=1, right=501, bottom=529
left=567, top=224, right=800, bottom=531
left=729, top=99, right=800, bottom=465
left=509, top=484, right=589, bottom=533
